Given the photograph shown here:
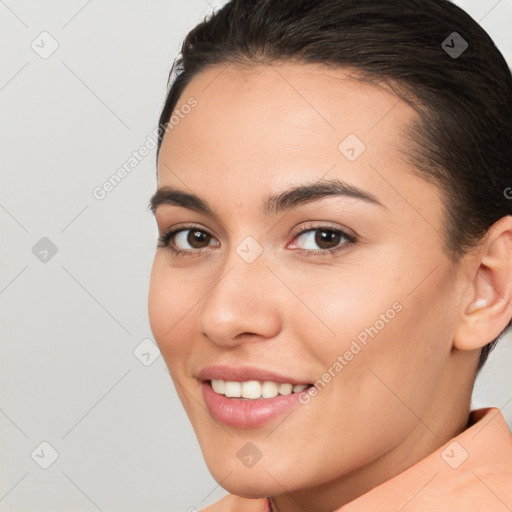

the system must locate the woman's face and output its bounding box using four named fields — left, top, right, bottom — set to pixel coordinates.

left=148, top=63, right=469, bottom=499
